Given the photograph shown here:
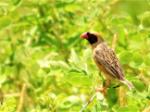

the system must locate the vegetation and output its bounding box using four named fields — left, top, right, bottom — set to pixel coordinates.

left=0, top=0, right=150, bottom=111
